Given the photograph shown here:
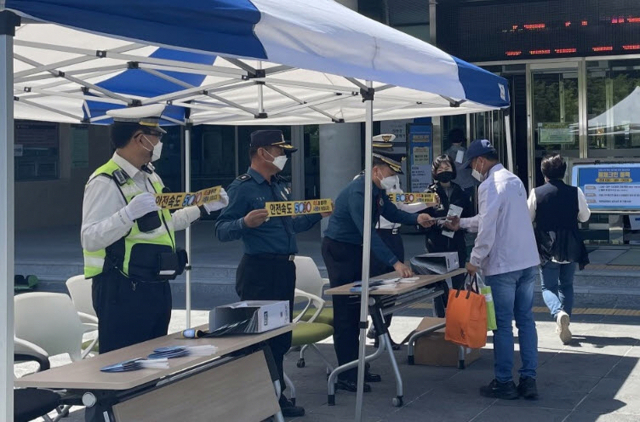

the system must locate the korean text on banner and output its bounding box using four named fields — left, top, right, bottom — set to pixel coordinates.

left=155, top=186, right=221, bottom=210
left=265, top=199, right=333, bottom=217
